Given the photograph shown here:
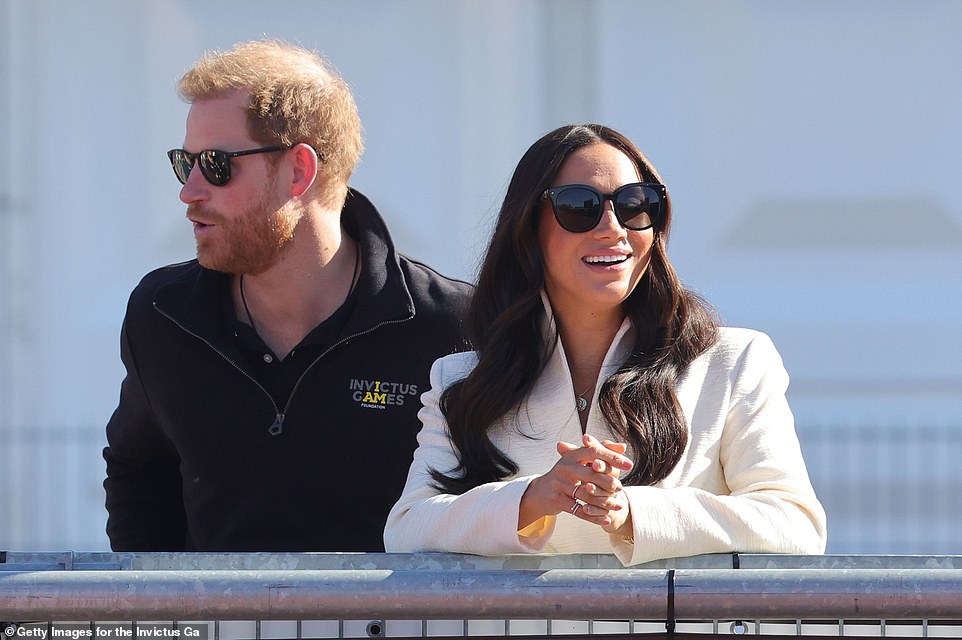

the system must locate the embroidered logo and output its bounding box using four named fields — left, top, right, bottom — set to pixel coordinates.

left=349, top=378, right=419, bottom=410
